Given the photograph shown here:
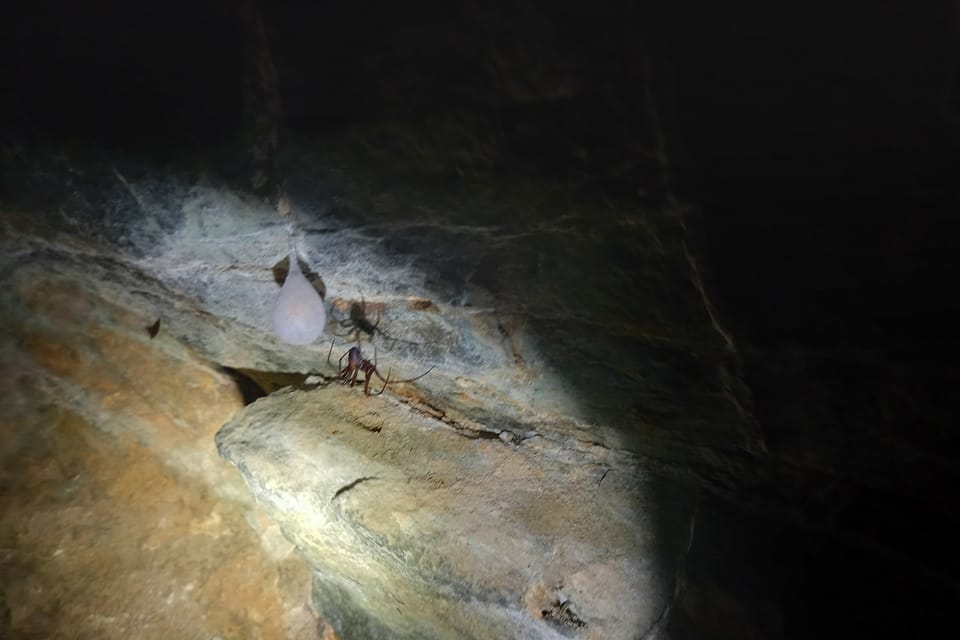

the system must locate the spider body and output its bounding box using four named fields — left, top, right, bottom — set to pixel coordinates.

left=327, top=342, right=434, bottom=396
left=334, top=293, right=419, bottom=345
